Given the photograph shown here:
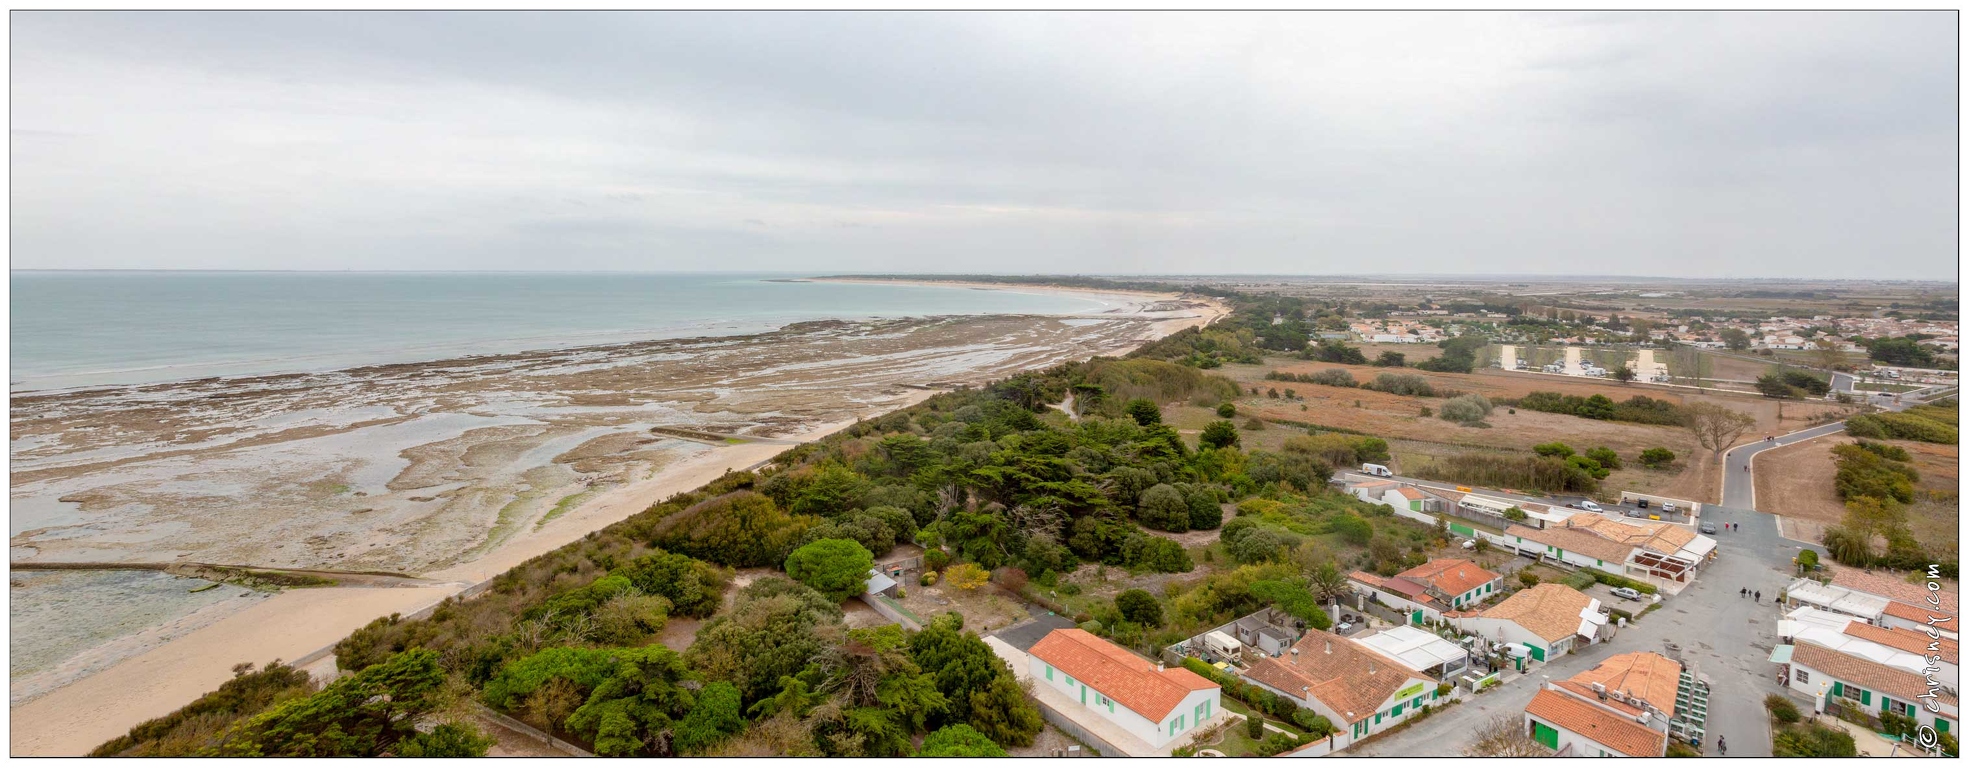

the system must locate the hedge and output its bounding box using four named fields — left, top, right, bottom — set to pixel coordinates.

left=1583, top=568, right=1657, bottom=595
